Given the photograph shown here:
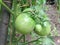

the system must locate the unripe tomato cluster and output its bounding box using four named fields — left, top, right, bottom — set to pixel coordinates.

left=15, top=8, right=51, bottom=36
